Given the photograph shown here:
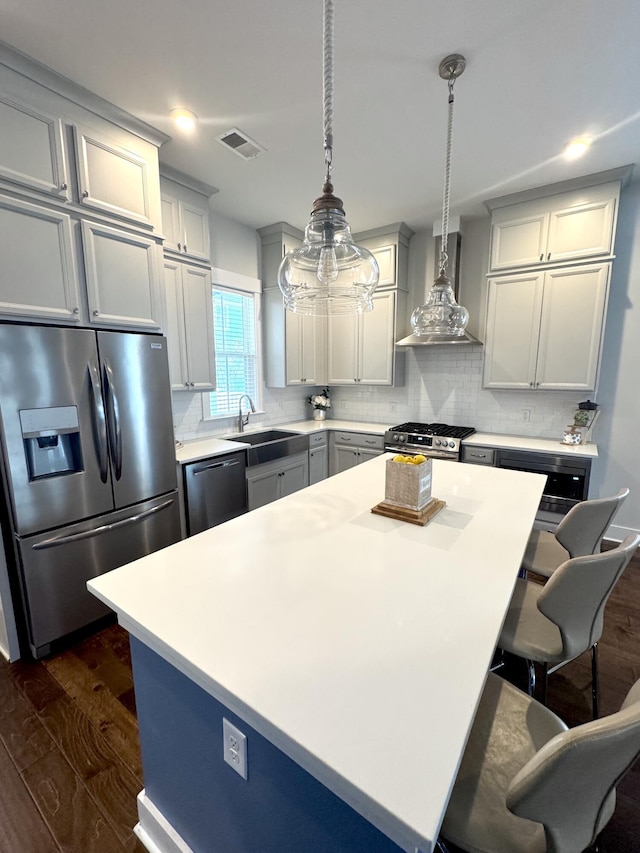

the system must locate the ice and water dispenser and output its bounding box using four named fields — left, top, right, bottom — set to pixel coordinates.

left=19, top=406, right=84, bottom=480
